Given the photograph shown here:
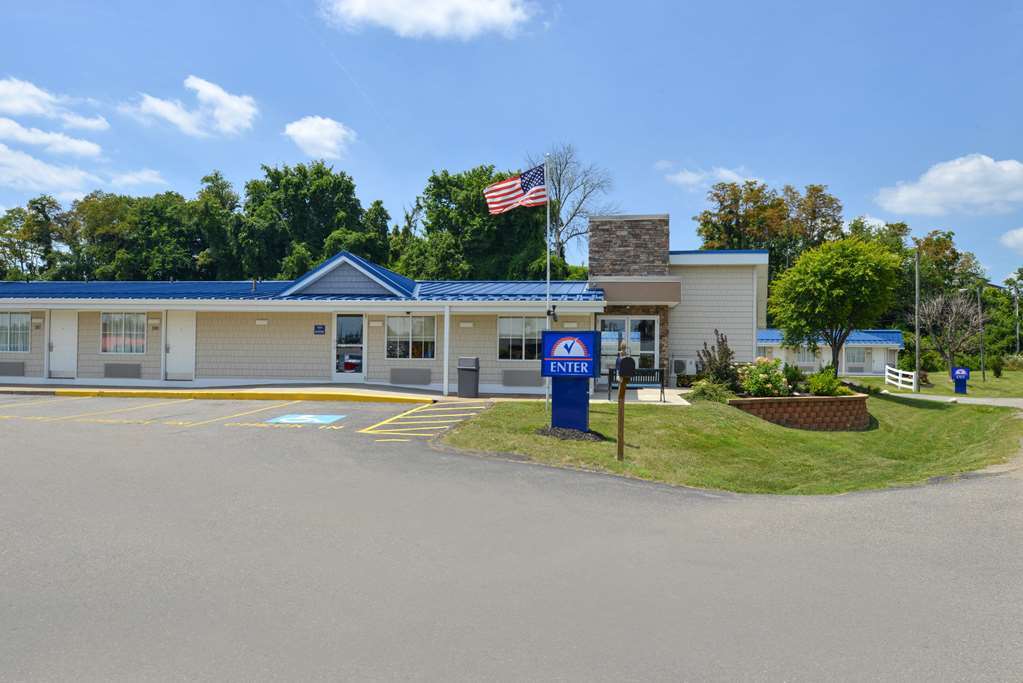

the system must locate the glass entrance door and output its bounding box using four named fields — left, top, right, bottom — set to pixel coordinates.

left=598, top=316, right=658, bottom=380
left=334, top=314, right=364, bottom=382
